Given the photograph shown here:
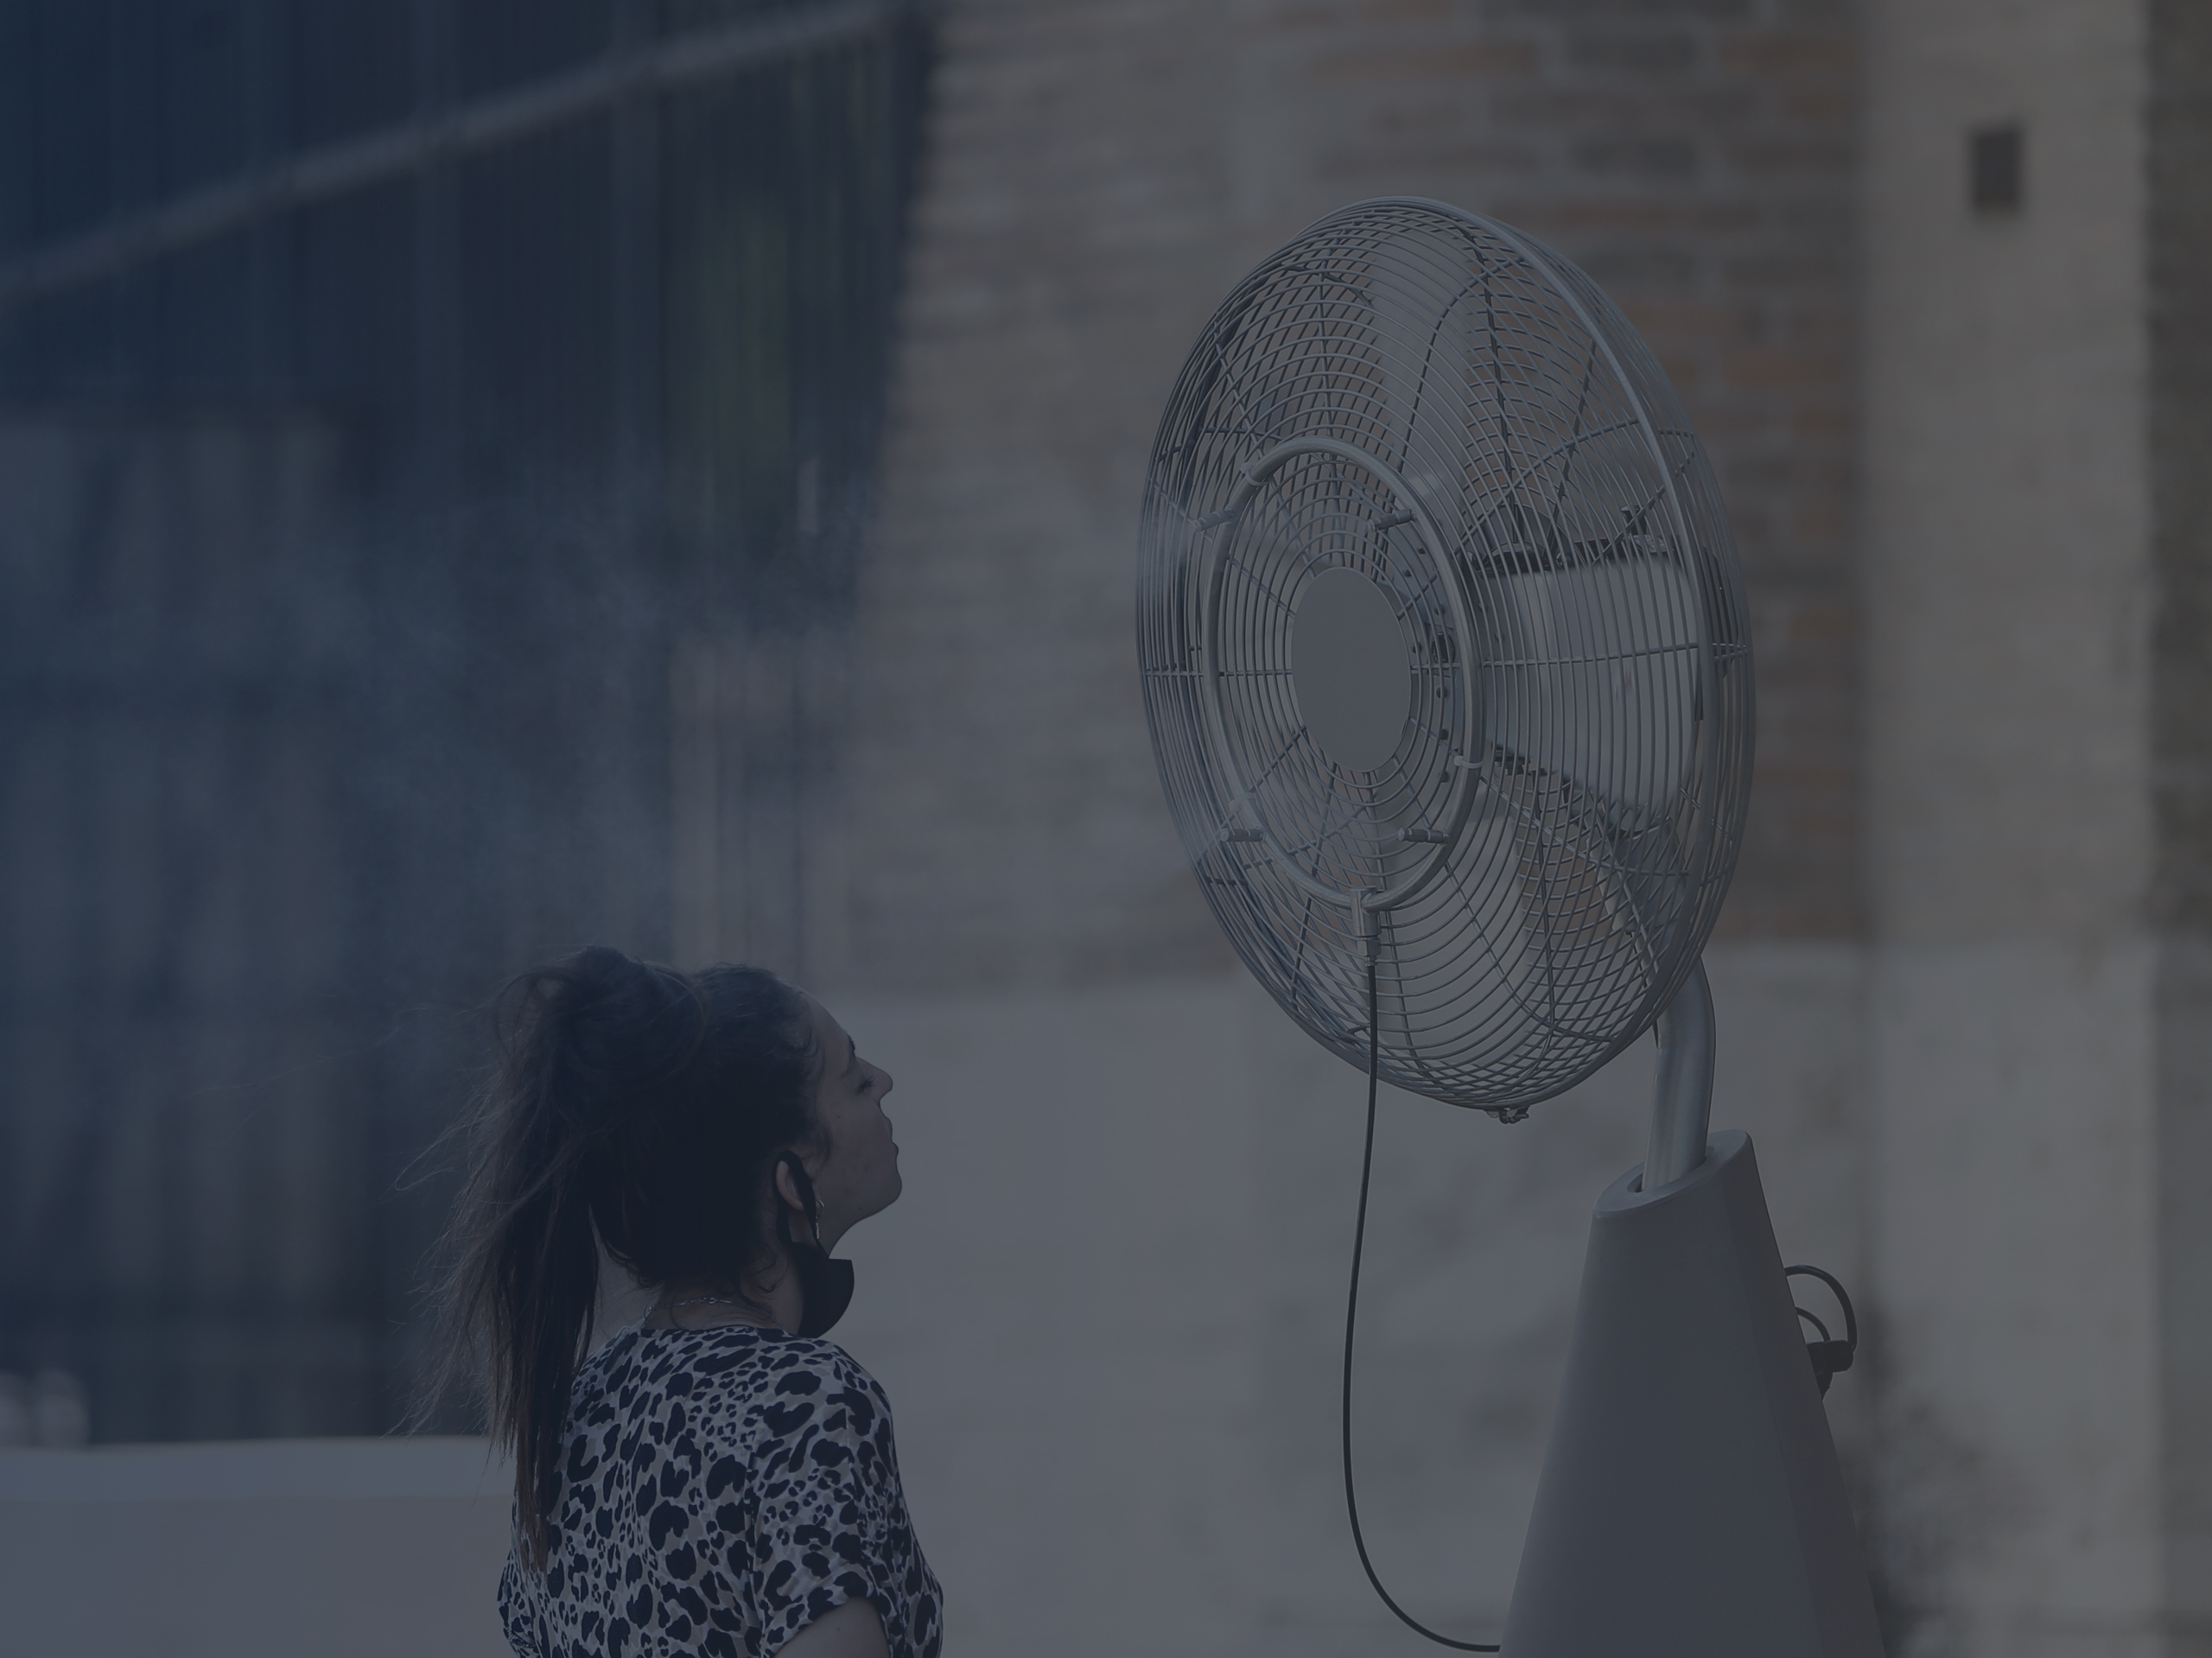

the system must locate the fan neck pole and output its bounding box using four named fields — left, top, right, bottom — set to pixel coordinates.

left=1644, top=956, right=1714, bottom=1191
